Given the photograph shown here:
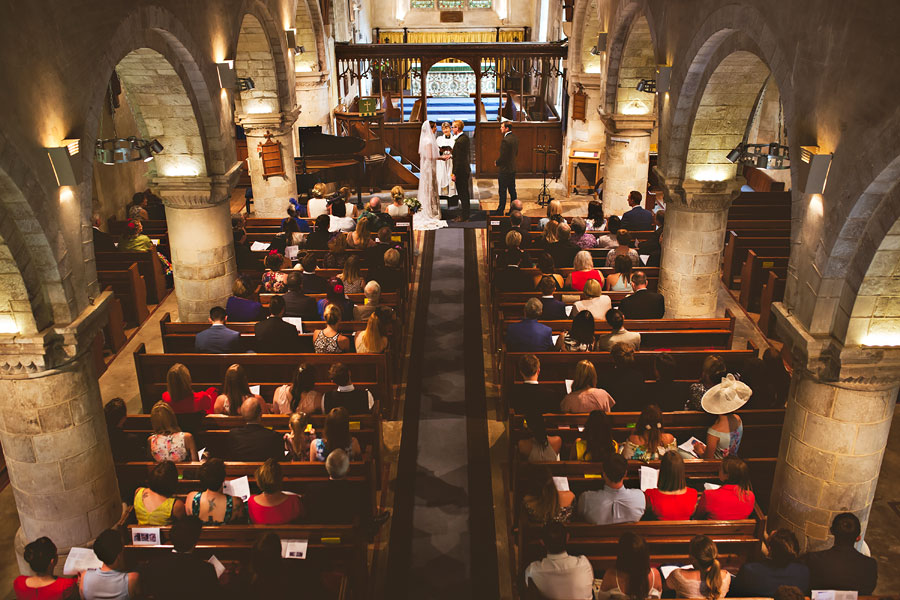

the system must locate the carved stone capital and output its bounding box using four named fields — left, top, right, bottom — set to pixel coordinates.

left=598, top=108, right=657, bottom=134
left=235, top=108, right=301, bottom=137
left=295, top=69, right=330, bottom=88
left=568, top=73, right=605, bottom=91
left=654, top=168, right=744, bottom=212
left=0, top=291, right=112, bottom=376
left=152, top=162, right=242, bottom=210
